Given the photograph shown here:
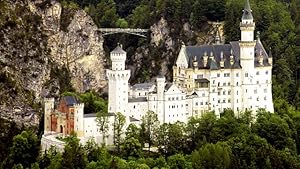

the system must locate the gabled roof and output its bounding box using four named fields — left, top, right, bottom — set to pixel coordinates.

left=62, top=96, right=79, bottom=106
